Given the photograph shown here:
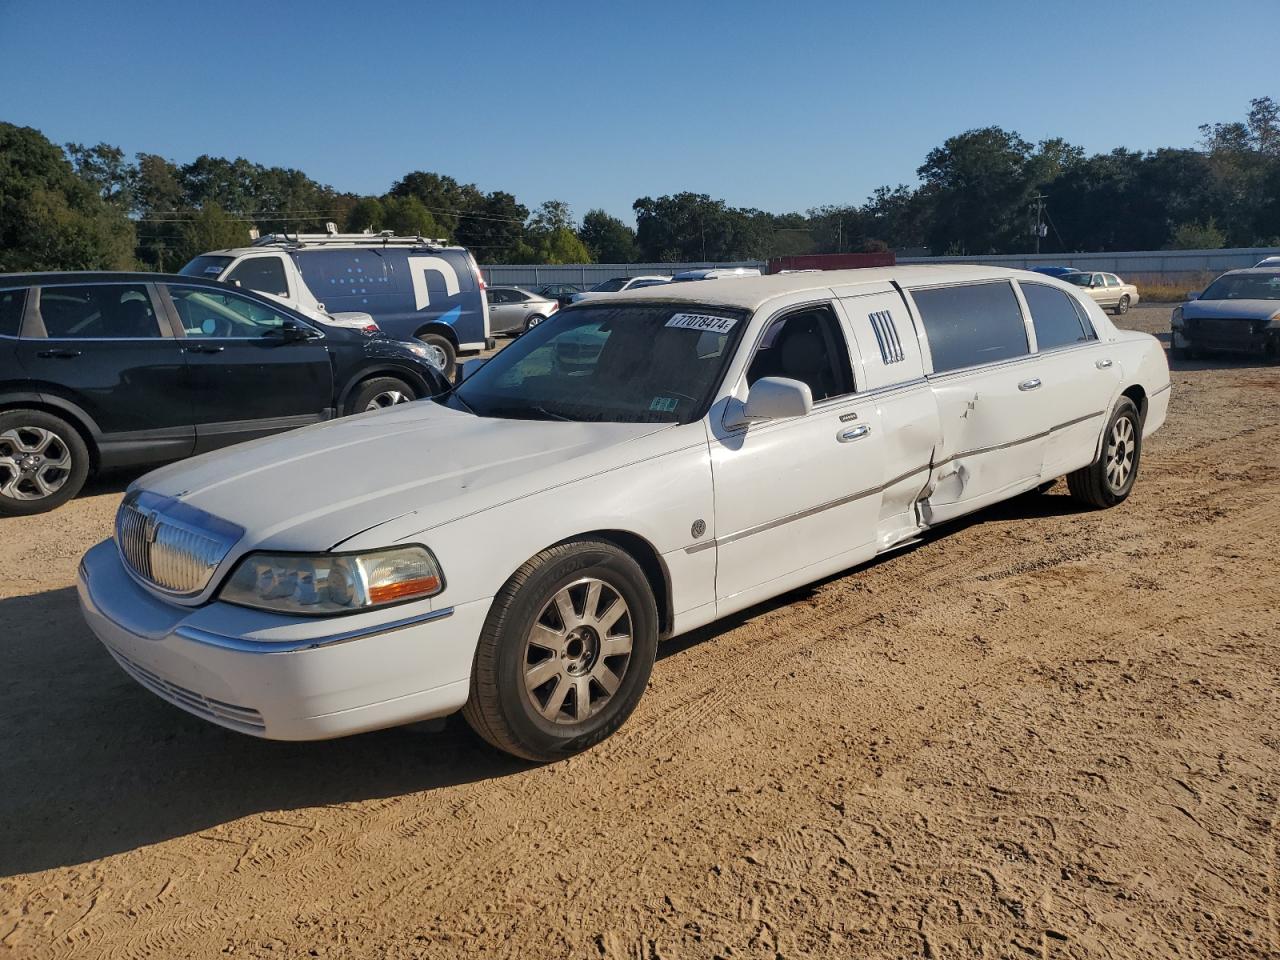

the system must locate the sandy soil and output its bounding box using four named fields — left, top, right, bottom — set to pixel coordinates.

left=1, top=304, right=1277, bottom=959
